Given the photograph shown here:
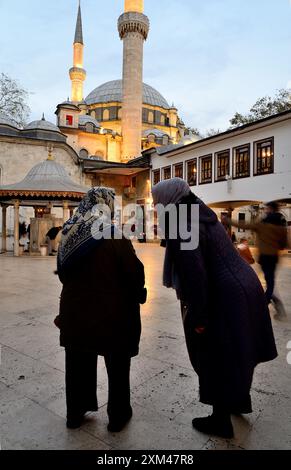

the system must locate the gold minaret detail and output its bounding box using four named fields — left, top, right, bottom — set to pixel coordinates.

left=118, top=0, right=149, bottom=160
left=70, top=1, right=86, bottom=102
